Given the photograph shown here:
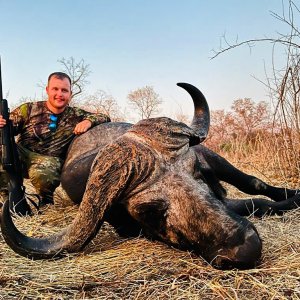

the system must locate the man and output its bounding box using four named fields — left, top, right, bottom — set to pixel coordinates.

left=0, top=72, right=111, bottom=206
